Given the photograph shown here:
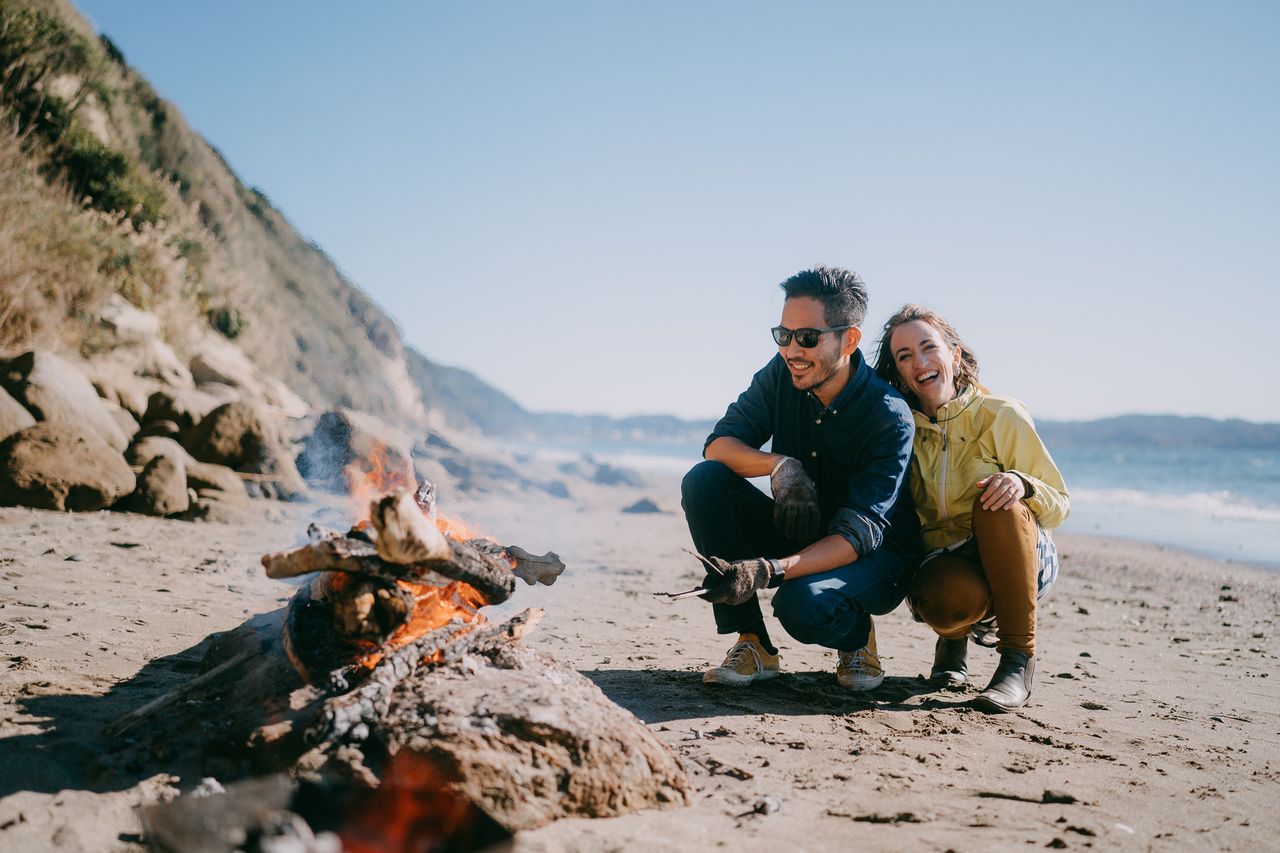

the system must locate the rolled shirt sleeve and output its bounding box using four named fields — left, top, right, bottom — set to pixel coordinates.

left=828, top=406, right=915, bottom=558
